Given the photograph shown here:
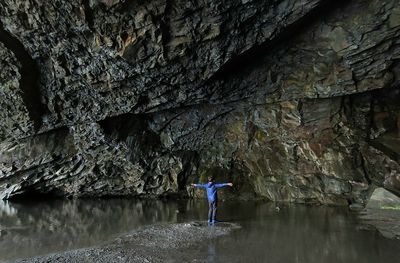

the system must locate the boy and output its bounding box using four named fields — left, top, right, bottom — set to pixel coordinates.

left=191, top=176, right=233, bottom=224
